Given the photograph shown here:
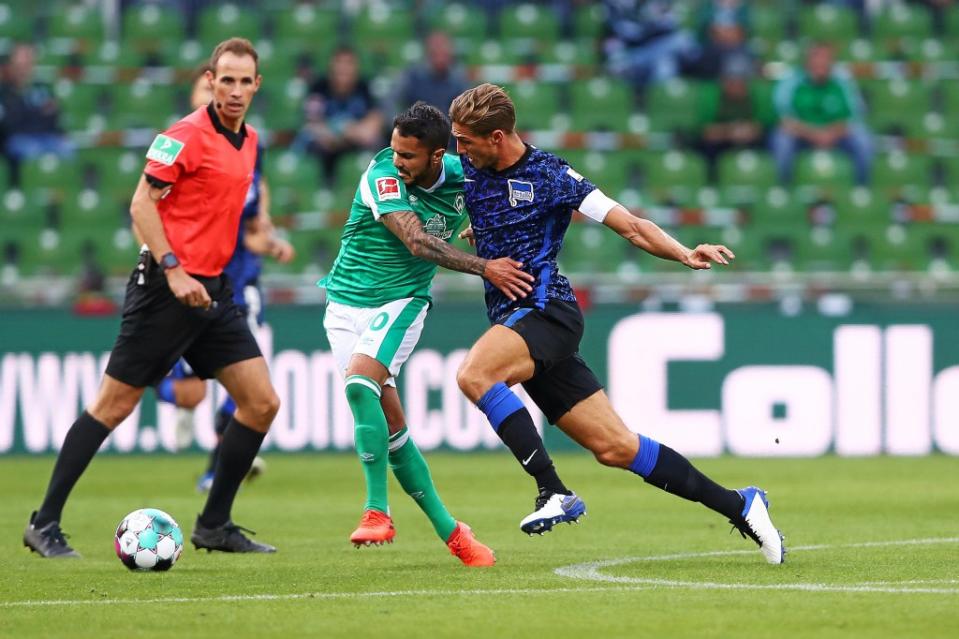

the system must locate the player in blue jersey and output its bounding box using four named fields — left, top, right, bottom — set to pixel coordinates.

left=154, top=66, right=295, bottom=491
left=448, top=84, right=785, bottom=564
